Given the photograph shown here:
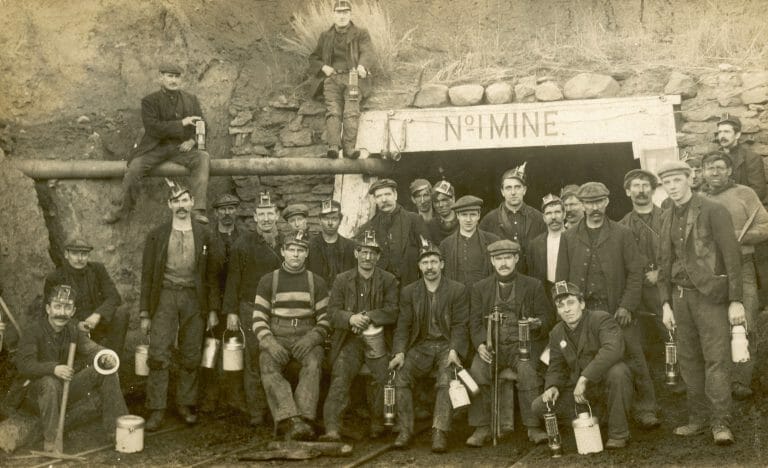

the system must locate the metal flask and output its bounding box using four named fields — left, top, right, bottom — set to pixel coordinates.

left=200, top=332, right=221, bottom=369
left=544, top=400, right=563, bottom=458
left=518, top=318, right=531, bottom=361
left=665, top=330, right=679, bottom=386
left=448, top=368, right=471, bottom=409
left=731, top=325, right=750, bottom=363
left=572, top=402, right=603, bottom=455
left=348, top=69, right=360, bottom=101
left=362, top=324, right=387, bottom=359
left=195, top=120, right=206, bottom=150
left=383, top=371, right=396, bottom=426
left=456, top=367, right=480, bottom=396
left=134, top=344, right=149, bottom=376
left=222, top=329, right=245, bottom=371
